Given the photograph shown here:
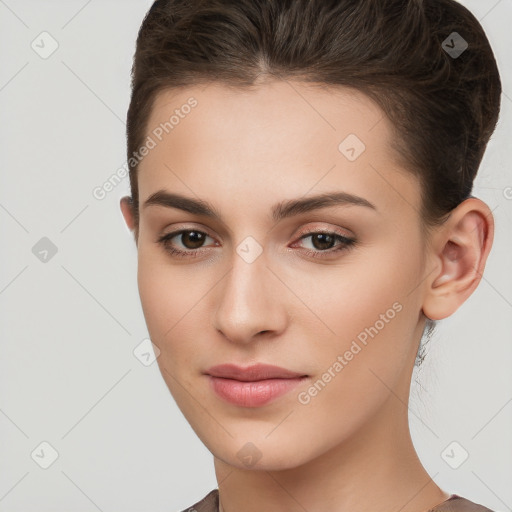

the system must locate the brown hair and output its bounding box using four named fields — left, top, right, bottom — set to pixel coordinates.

left=126, top=0, right=501, bottom=234
left=125, top=0, right=501, bottom=362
